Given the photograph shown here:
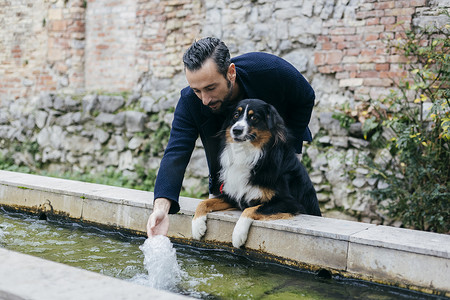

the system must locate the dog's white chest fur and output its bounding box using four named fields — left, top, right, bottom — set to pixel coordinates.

left=219, top=141, right=263, bottom=206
